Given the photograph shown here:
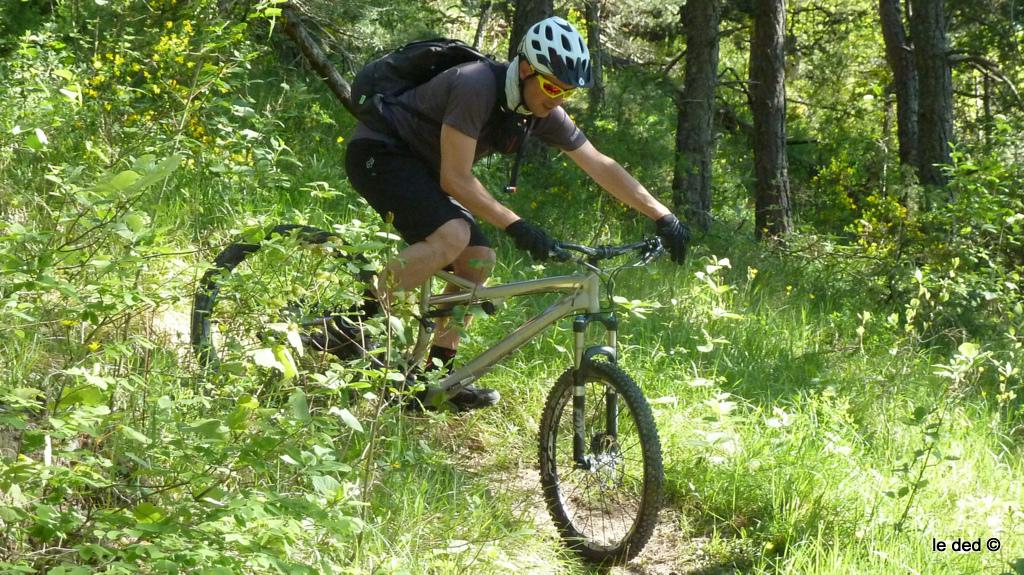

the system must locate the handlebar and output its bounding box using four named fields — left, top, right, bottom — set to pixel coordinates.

left=551, top=237, right=664, bottom=265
